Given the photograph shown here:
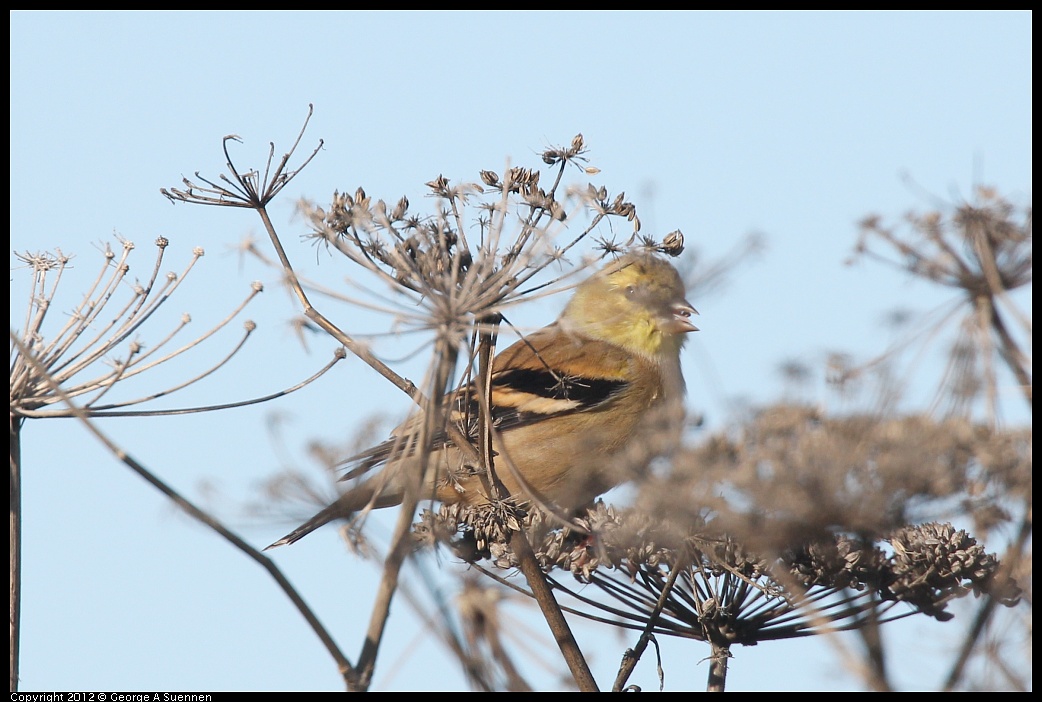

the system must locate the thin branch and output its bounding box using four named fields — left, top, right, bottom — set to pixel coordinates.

left=705, top=642, right=730, bottom=692
left=509, top=529, right=599, bottom=691
left=9, top=414, right=22, bottom=691
left=613, top=557, right=685, bottom=691
left=16, top=348, right=346, bottom=419
left=353, top=334, right=459, bottom=691
left=942, top=513, right=1032, bottom=691
left=10, top=332, right=356, bottom=687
